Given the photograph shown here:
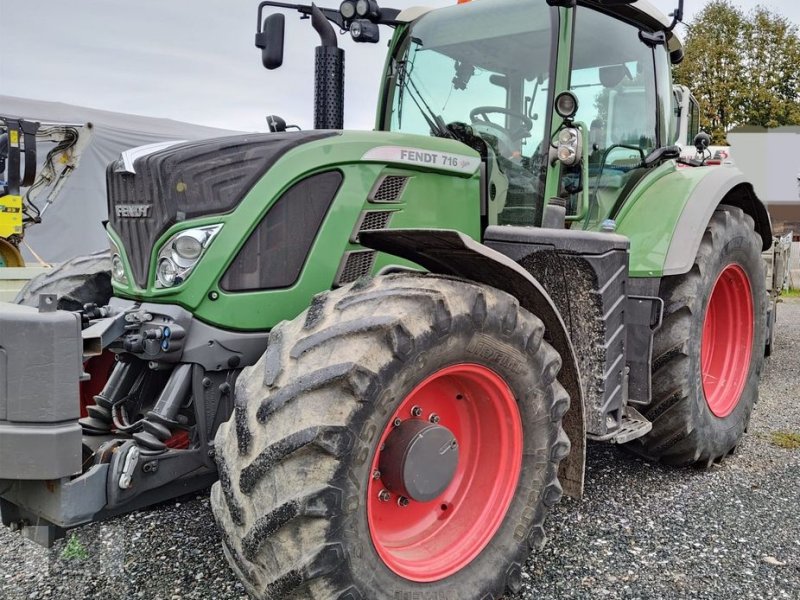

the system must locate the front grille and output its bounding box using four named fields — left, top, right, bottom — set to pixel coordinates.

left=350, top=210, right=394, bottom=243
left=335, top=250, right=376, bottom=286
left=369, top=175, right=408, bottom=203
